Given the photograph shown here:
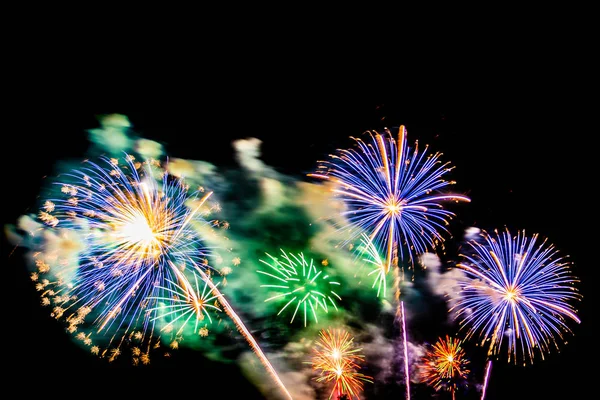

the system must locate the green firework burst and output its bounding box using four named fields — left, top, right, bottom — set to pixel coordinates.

left=257, top=250, right=341, bottom=327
